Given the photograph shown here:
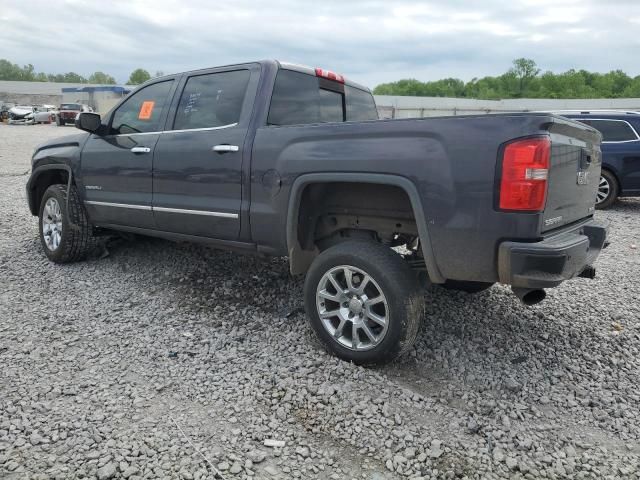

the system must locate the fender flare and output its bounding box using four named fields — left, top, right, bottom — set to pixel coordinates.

left=285, top=173, right=444, bottom=283
left=26, top=164, right=75, bottom=218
